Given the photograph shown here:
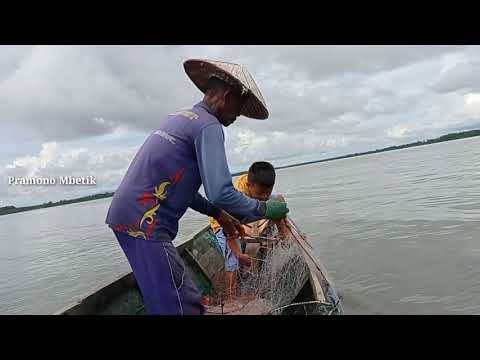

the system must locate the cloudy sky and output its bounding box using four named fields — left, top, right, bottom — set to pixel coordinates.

left=2, top=45, right=480, bottom=207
